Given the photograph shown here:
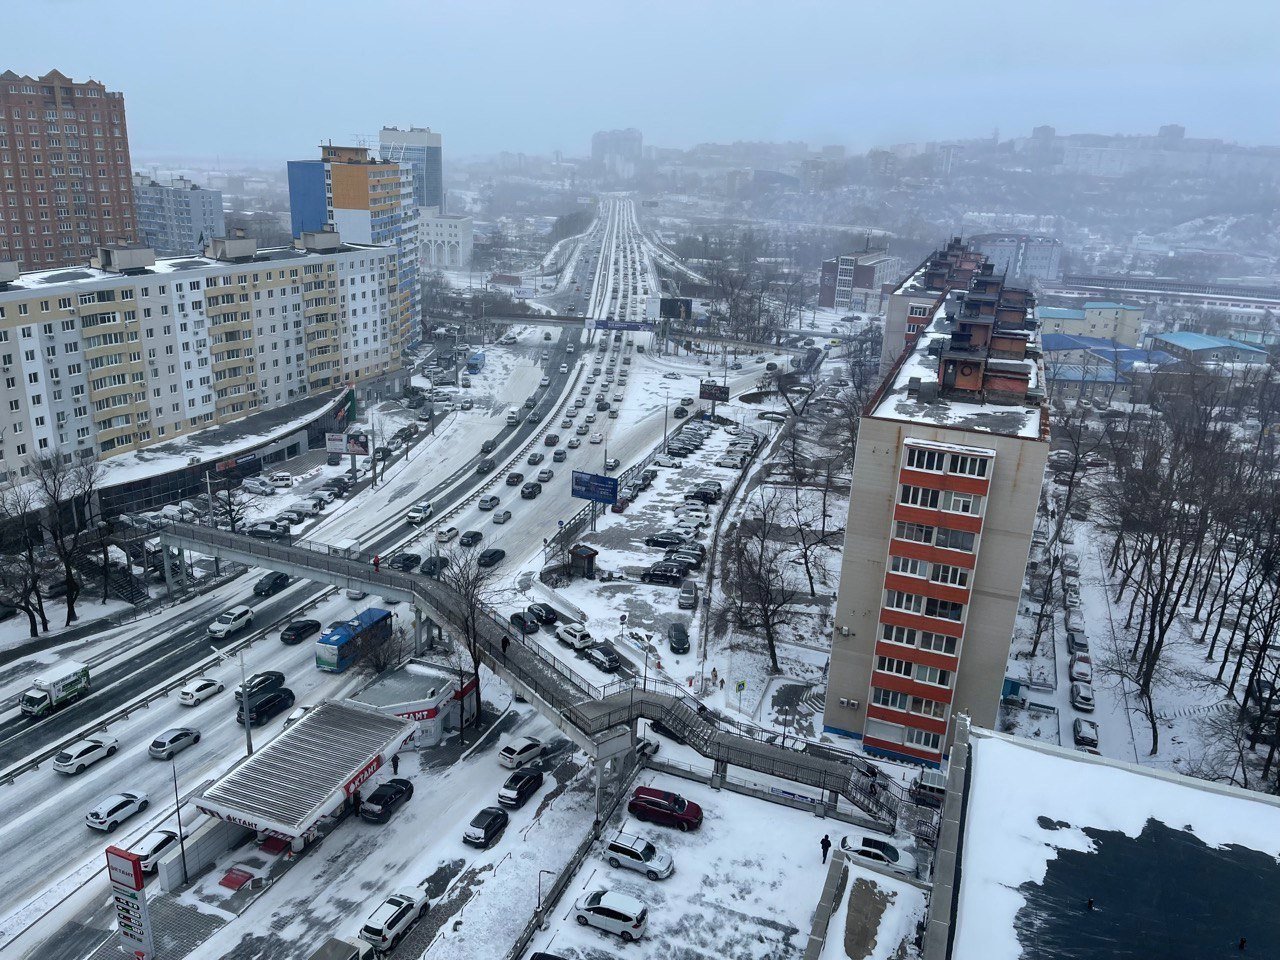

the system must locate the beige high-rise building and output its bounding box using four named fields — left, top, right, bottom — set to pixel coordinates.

left=825, top=246, right=1049, bottom=766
